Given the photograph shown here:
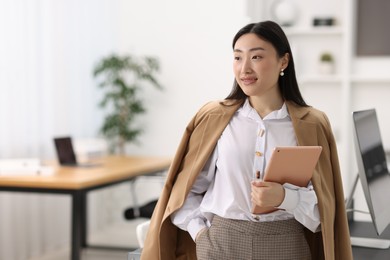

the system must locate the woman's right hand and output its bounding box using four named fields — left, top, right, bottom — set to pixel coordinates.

left=251, top=180, right=285, bottom=208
